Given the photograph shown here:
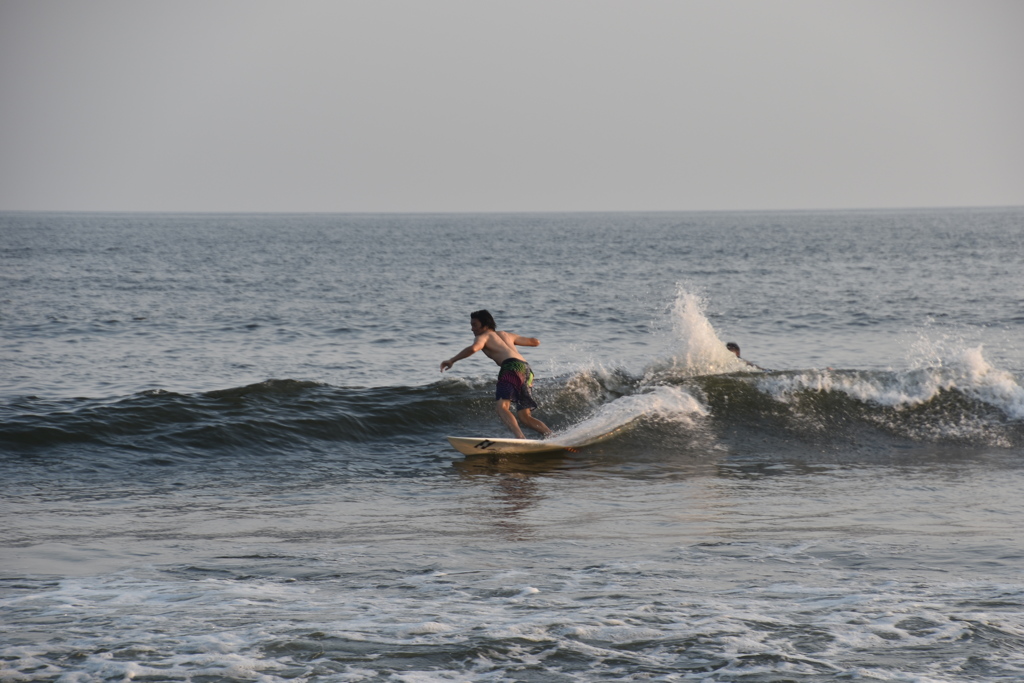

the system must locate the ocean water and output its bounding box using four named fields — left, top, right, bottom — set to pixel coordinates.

left=2, top=208, right=1023, bottom=682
